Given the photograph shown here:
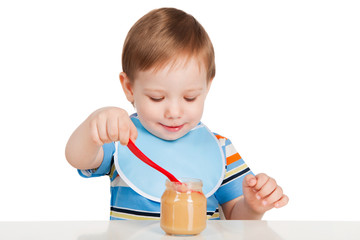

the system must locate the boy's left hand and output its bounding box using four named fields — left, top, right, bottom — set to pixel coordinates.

left=243, top=173, right=289, bottom=214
